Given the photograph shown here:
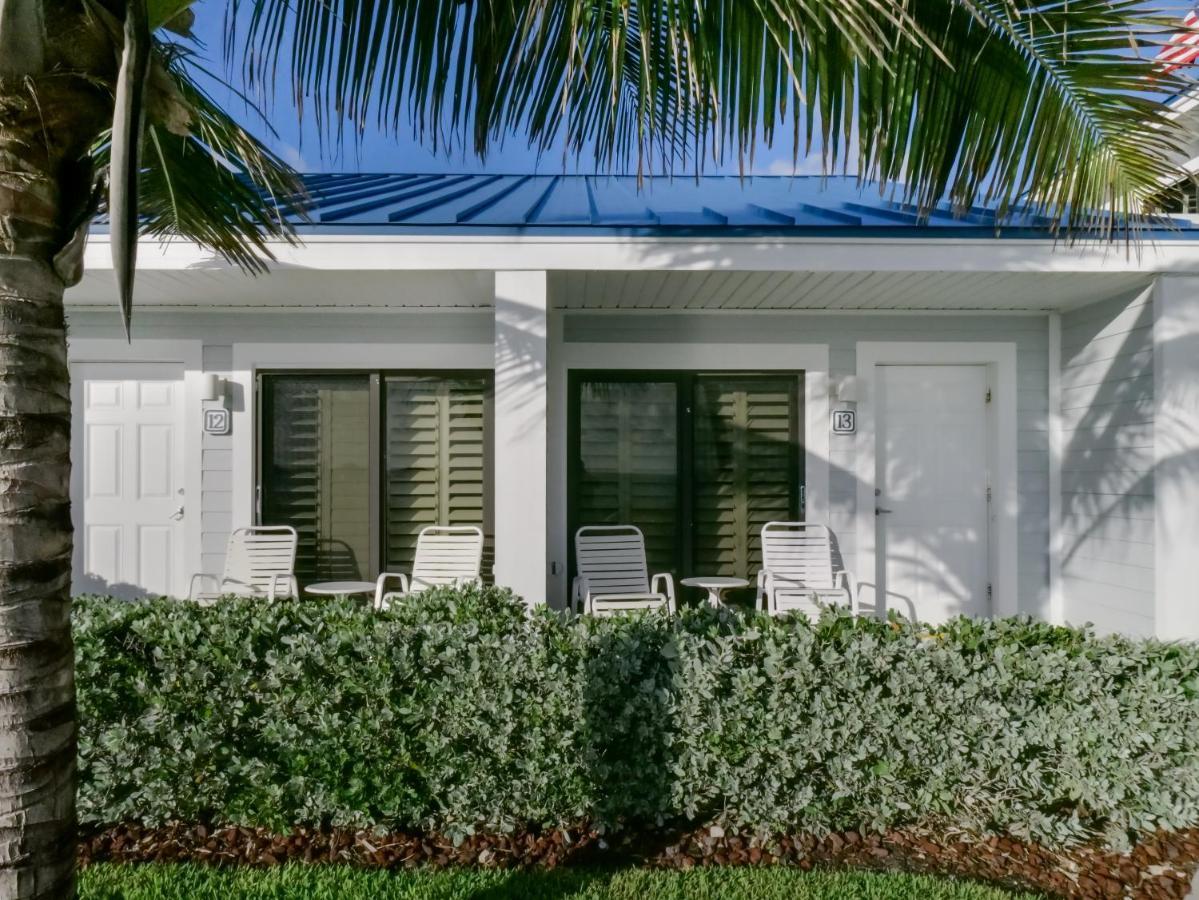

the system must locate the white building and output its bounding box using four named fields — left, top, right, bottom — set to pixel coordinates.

left=66, top=174, right=1199, bottom=639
